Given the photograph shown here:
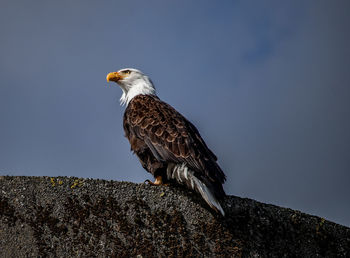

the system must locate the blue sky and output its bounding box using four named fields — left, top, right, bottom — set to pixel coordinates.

left=1, top=0, right=349, bottom=226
